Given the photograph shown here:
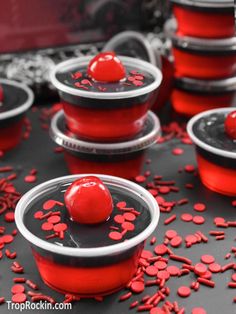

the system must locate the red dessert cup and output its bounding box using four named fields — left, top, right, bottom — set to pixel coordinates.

left=15, top=174, right=160, bottom=296
left=165, top=19, right=236, bottom=80
left=50, top=56, right=162, bottom=142
left=0, top=79, right=34, bottom=151
left=171, top=77, right=236, bottom=117
left=187, top=108, right=236, bottom=196
left=50, top=110, right=160, bottom=179
left=171, top=0, right=235, bottom=39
